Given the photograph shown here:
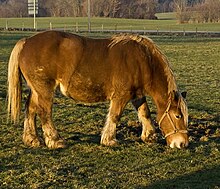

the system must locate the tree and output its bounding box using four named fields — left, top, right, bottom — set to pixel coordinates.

left=204, top=0, right=220, bottom=22
left=158, top=0, right=174, bottom=13
left=115, top=0, right=158, bottom=19
left=0, top=0, right=27, bottom=17
left=188, top=0, right=220, bottom=23
left=174, top=0, right=189, bottom=23
left=110, top=0, right=121, bottom=17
